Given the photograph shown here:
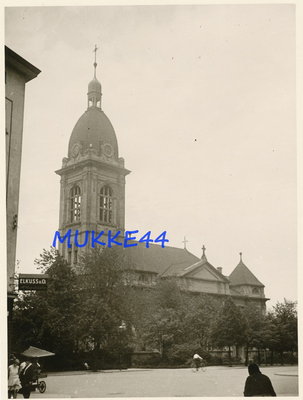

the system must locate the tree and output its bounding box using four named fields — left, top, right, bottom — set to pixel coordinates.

left=266, top=299, right=297, bottom=364
left=136, top=281, right=221, bottom=365
left=75, top=247, right=134, bottom=366
left=182, top=294, right=220, bottom=350
left=260, top=312, right=279, bottom=365
left=137, top=279, right=185, bottom=360
left=154, top=279, right=183, bottom=309
left=241, top=304, right=266, bottom=365
left=13, top=247, right=138, bottom=369
left=12, top=248, right=80, bottom=360
left=211, top=297, right=246, bottom=365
